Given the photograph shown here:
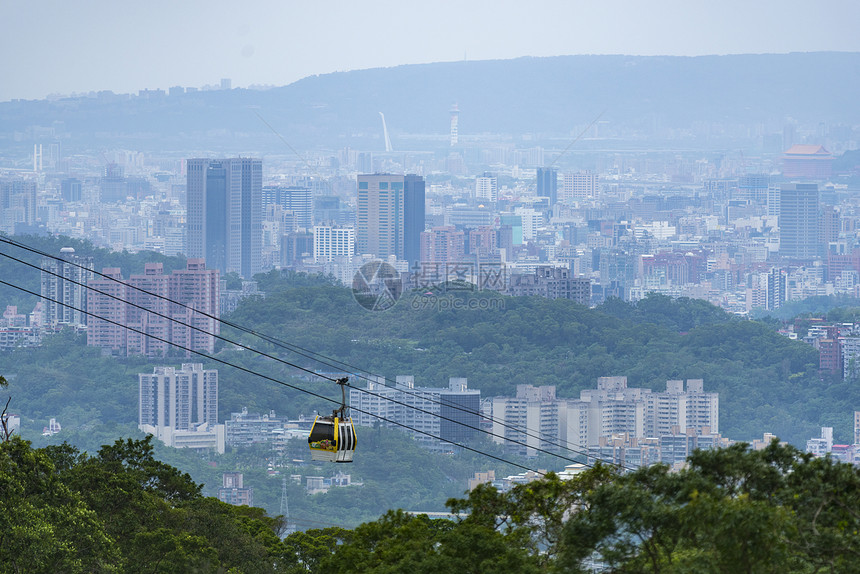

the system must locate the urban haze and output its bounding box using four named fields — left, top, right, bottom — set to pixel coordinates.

left=1, top=3, right=860, bottom=572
